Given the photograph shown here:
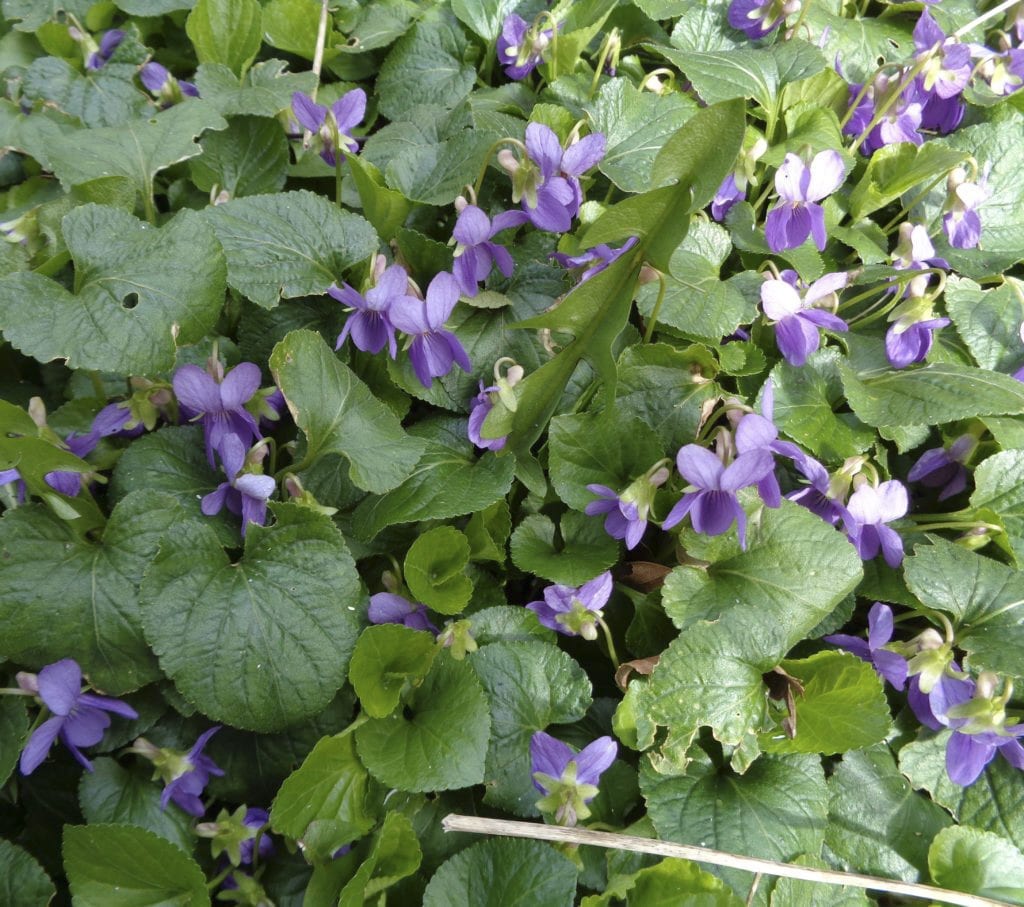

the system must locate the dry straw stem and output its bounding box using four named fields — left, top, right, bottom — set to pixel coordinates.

left=441, top=814, right=1012, bottom=907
